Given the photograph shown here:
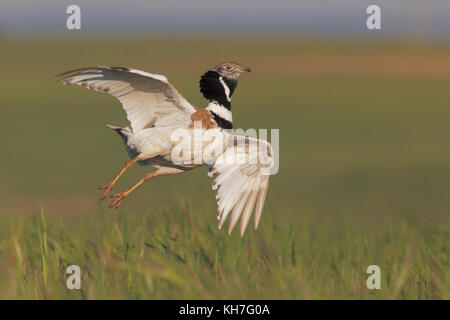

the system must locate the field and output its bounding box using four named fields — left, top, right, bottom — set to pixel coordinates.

left=0, top=35, right=449, bottom=299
